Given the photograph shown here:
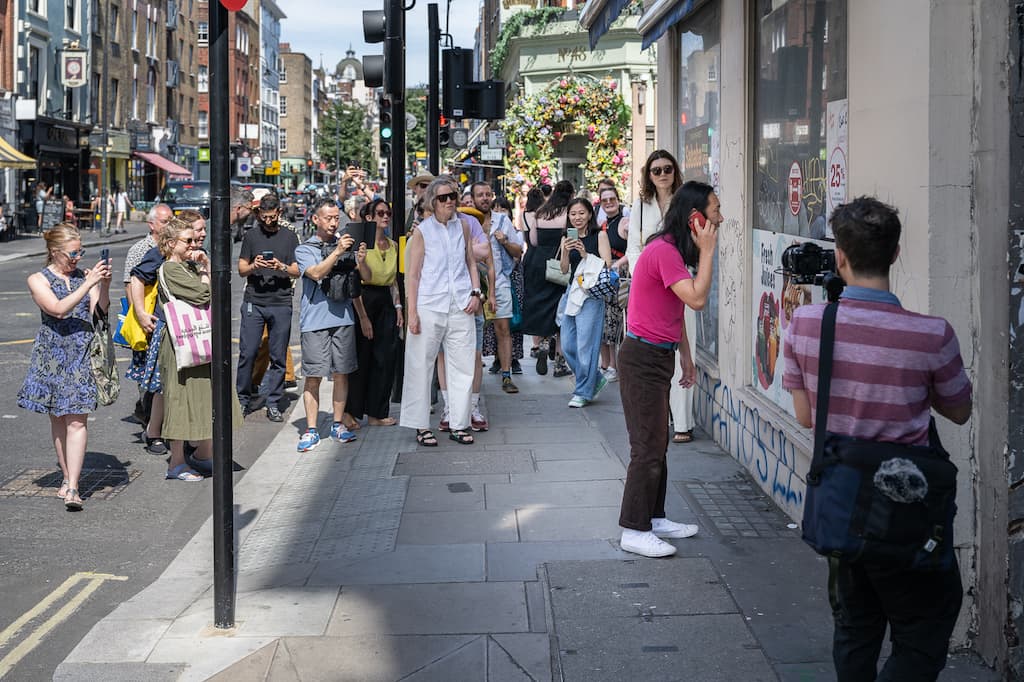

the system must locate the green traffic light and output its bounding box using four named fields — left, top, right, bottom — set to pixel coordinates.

left=381, top=128, right=393, bottom=139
